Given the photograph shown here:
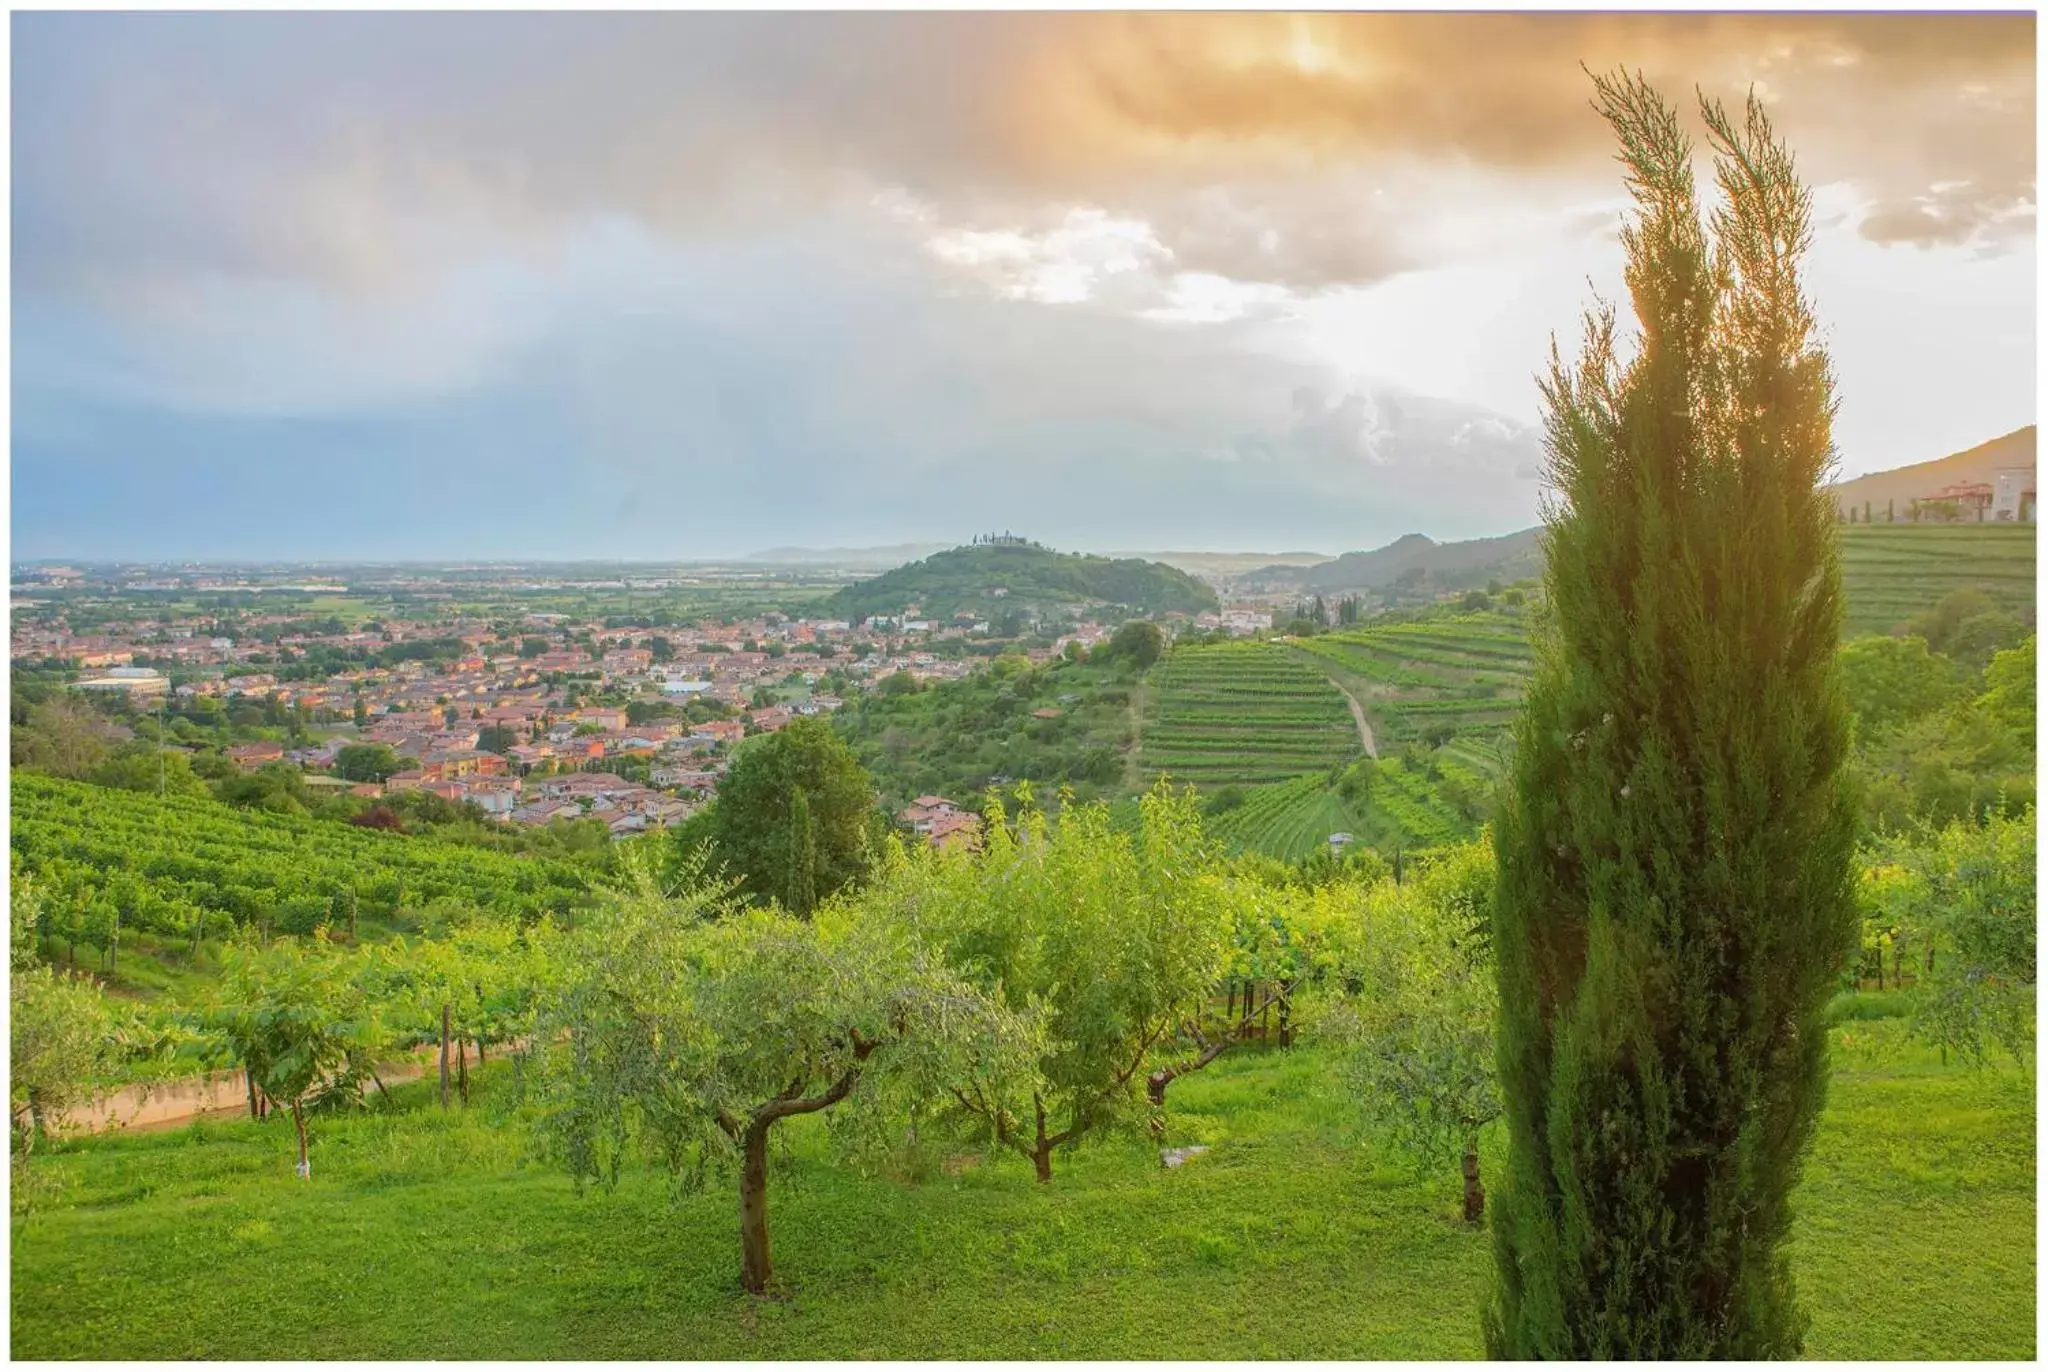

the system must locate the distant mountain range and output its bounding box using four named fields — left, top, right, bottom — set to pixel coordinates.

left=1283, top=528, right=1544, bottom=594
left=1110, top=550, right=1333, bottom=576
left=745, top=429, right=2035, bottom=596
